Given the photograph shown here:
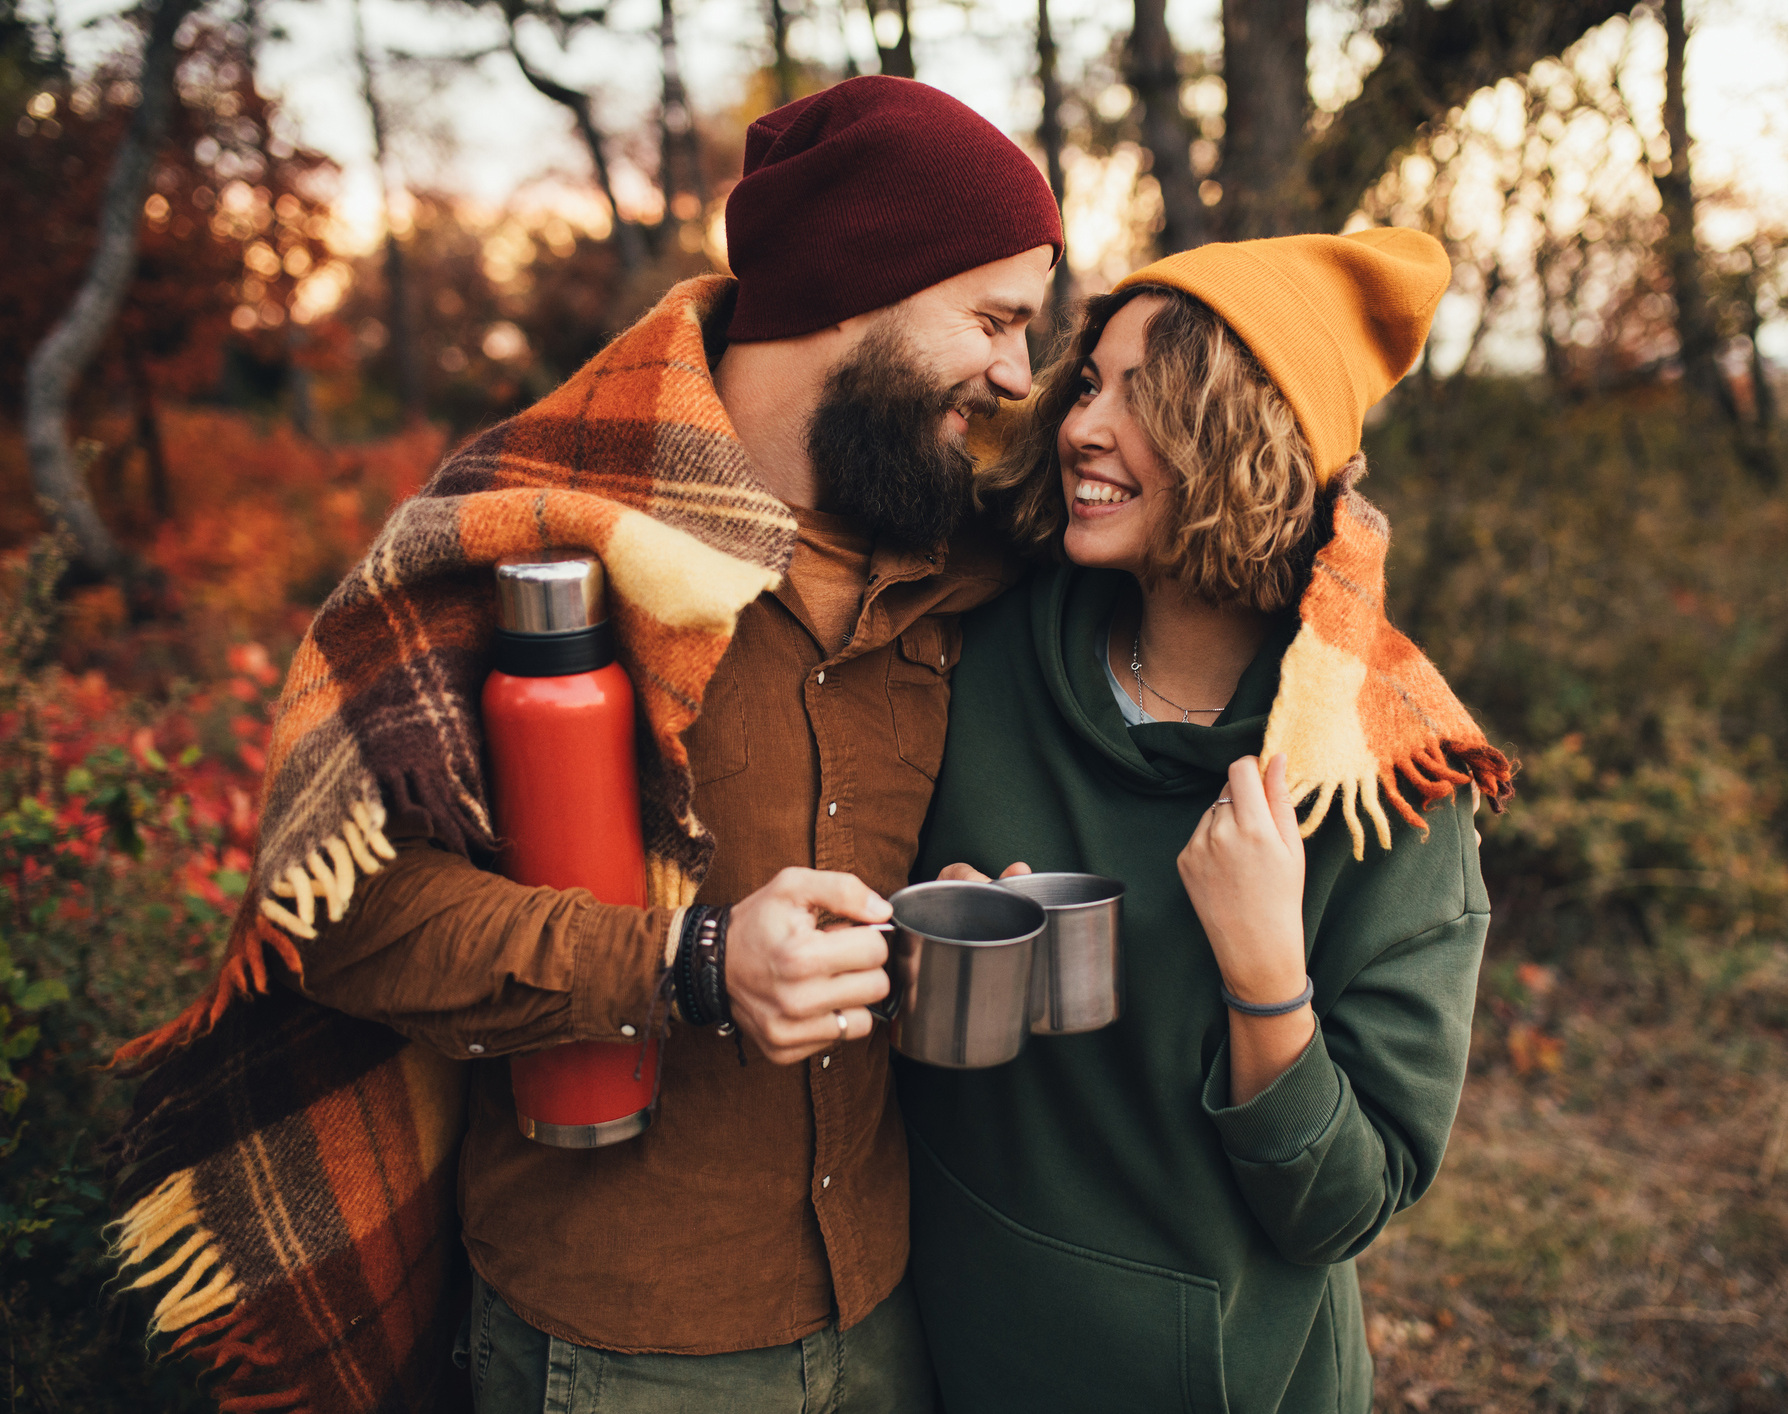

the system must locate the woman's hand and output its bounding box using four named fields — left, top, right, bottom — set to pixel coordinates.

left=937, top=862, right=1034, bottom=883
left=1178, top=754, right=1315, bottom=1104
